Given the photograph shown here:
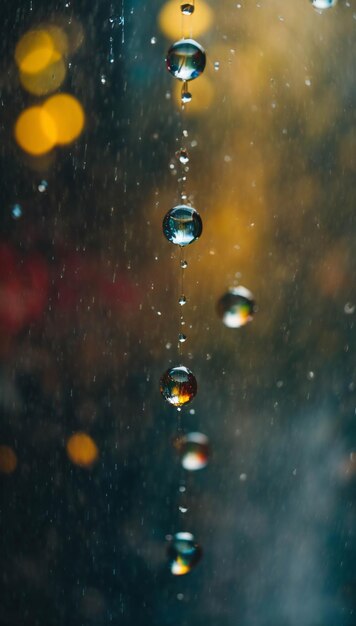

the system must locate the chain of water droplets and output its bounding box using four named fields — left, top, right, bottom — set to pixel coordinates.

left=160, top=0, right=206, bottom=577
